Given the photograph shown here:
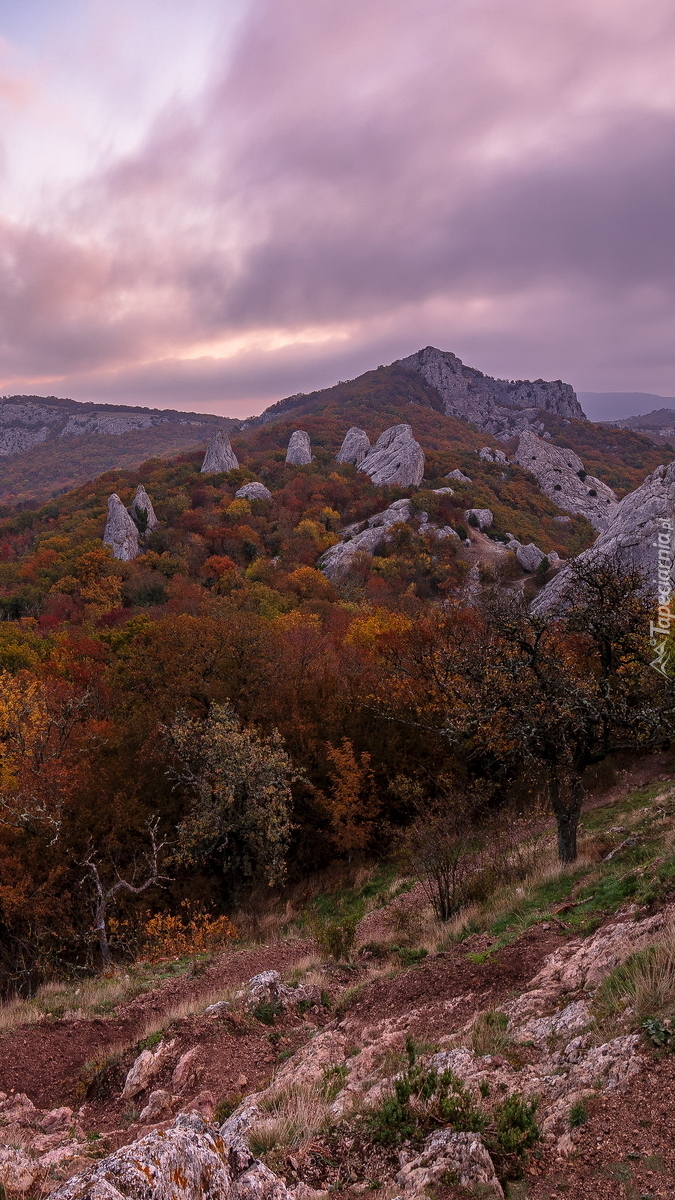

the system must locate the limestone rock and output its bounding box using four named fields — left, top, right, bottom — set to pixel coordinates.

left=358, top=424, right=424, bottom=487
left=103, top=494, right=139, bottom=562
left=532, top=460, right=675, bottom=615
left=120, top=1040, right=174, bottom=1100
left=399, top=346, right=584, bottom=441
left=41, top=1108, right=74, bottom=1134
left=139, top=1089, right=172, bottom=1123
left=516, top=543, right=545, bottom=573
left=0, top=1146, right=38, bottom=1194
left=186, top=1092, right=216, bottom=1122
left=465, top=508, right=493, bottom=530
left=318, top=499, right=414, bottom=579
left=172, top=1048, right=201, bottom=1093
left=130, top=484, right=159, bottom=532
left=514, top=430, right=617, bottom=531
left=285, top=431, right=312, bottom=465
left=446, top=469, right=472, bottom=483
left=396, top=1129, right=503, bottom=1199
left=235, top=482, right=273, bottom=503
left=431, top=487, right=453, bottom=495
left=201, top=430, right=239, bottom=473
left=479, top=446, right=507, bottom=464
left=336, top=427, right=371, bottom=466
